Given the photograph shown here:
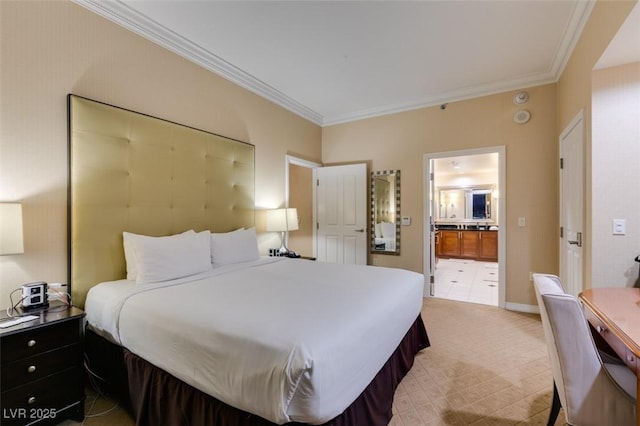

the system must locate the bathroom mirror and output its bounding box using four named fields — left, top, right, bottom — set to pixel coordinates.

left=371, top=170, right=400, bottom=255
left=437, top=185, right=495, bottom=221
